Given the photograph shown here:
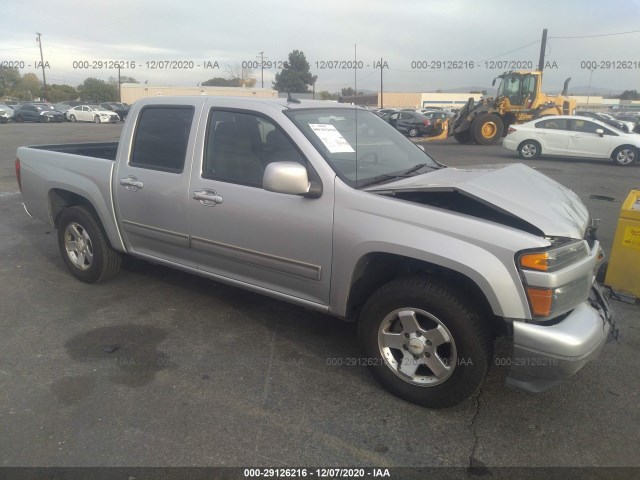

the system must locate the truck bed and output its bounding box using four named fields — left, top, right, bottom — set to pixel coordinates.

left=29, top=142, right=118, bottom=160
